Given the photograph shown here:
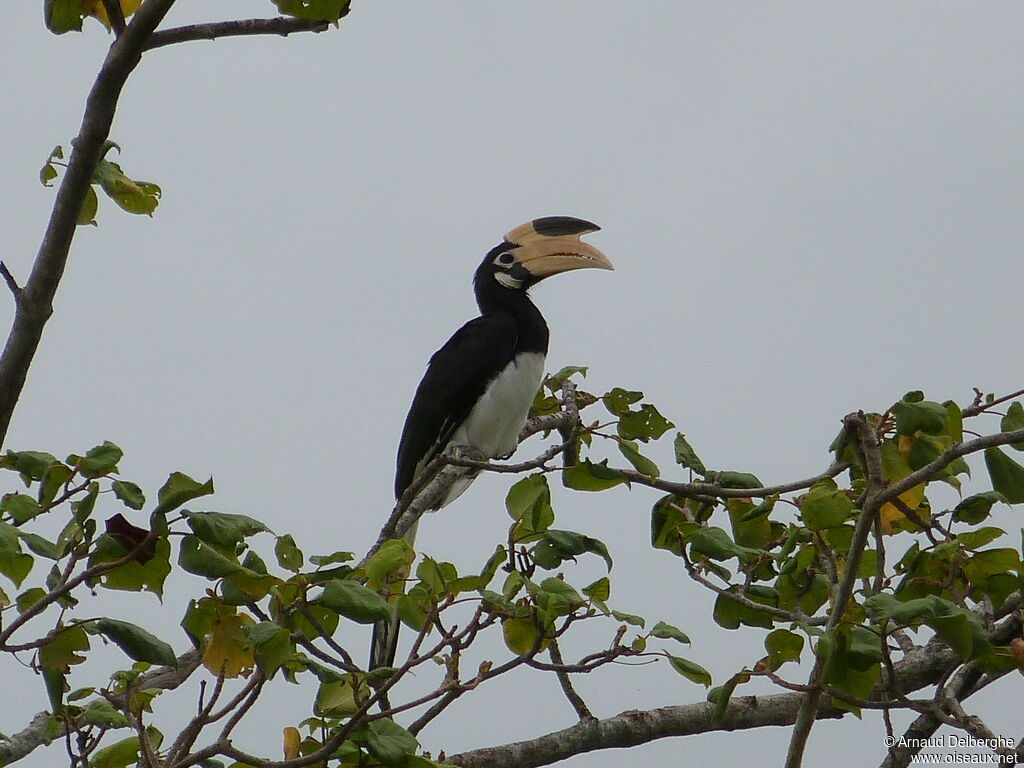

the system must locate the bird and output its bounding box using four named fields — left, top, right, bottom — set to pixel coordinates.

left=370, top=216, right=612, bottom=670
